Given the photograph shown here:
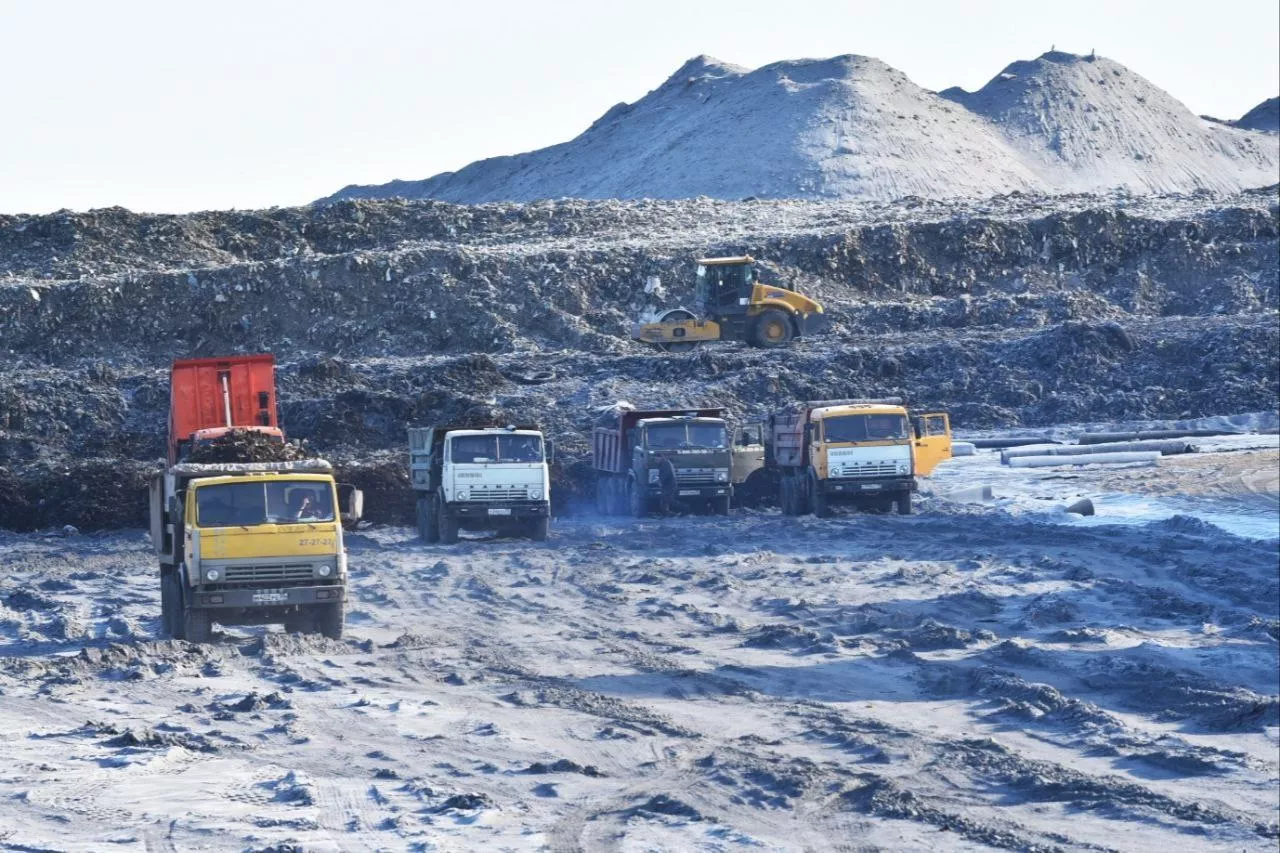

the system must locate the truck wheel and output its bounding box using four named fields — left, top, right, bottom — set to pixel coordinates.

left=437, top=496, right=460, bottom=544
left=528, top=517, right=550, bottom=541
left=896, top=491, right=913, bottom=515
left=751, top=309, right=794, bottom=348
left=810, top=472, right=832, bottom=518
left=182, top=602, right=212, bottom=644
left=712, top=495, right=731, bottom=516
left=160, top=569, right=178, bottom=638
left=779, top=475, right=793, bottom=515
left=417, top=497, right=439, bottom=543
left=628, top=477, right=647, bottom=518
left=314, top=603, right=344, bottom=640
left=422, top=494, right=442, bottom=540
